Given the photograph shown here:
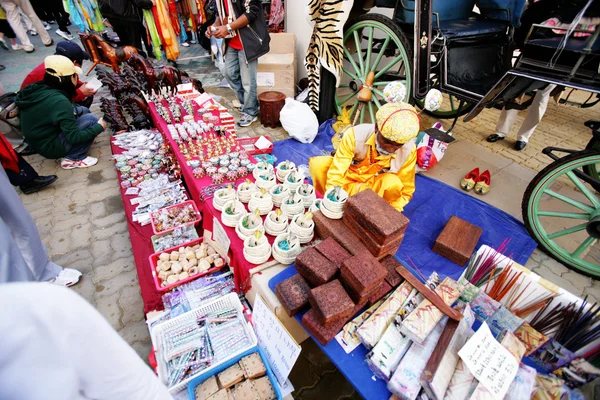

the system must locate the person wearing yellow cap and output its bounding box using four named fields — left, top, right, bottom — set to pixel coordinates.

left=16, top=55, right=107, bottom=170
left=309, top=102, right=420, bottom=212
